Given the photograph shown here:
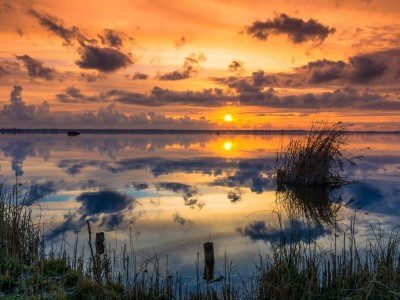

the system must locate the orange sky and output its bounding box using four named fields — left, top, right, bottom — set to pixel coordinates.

left=1, top=0, right=400, bottom=130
